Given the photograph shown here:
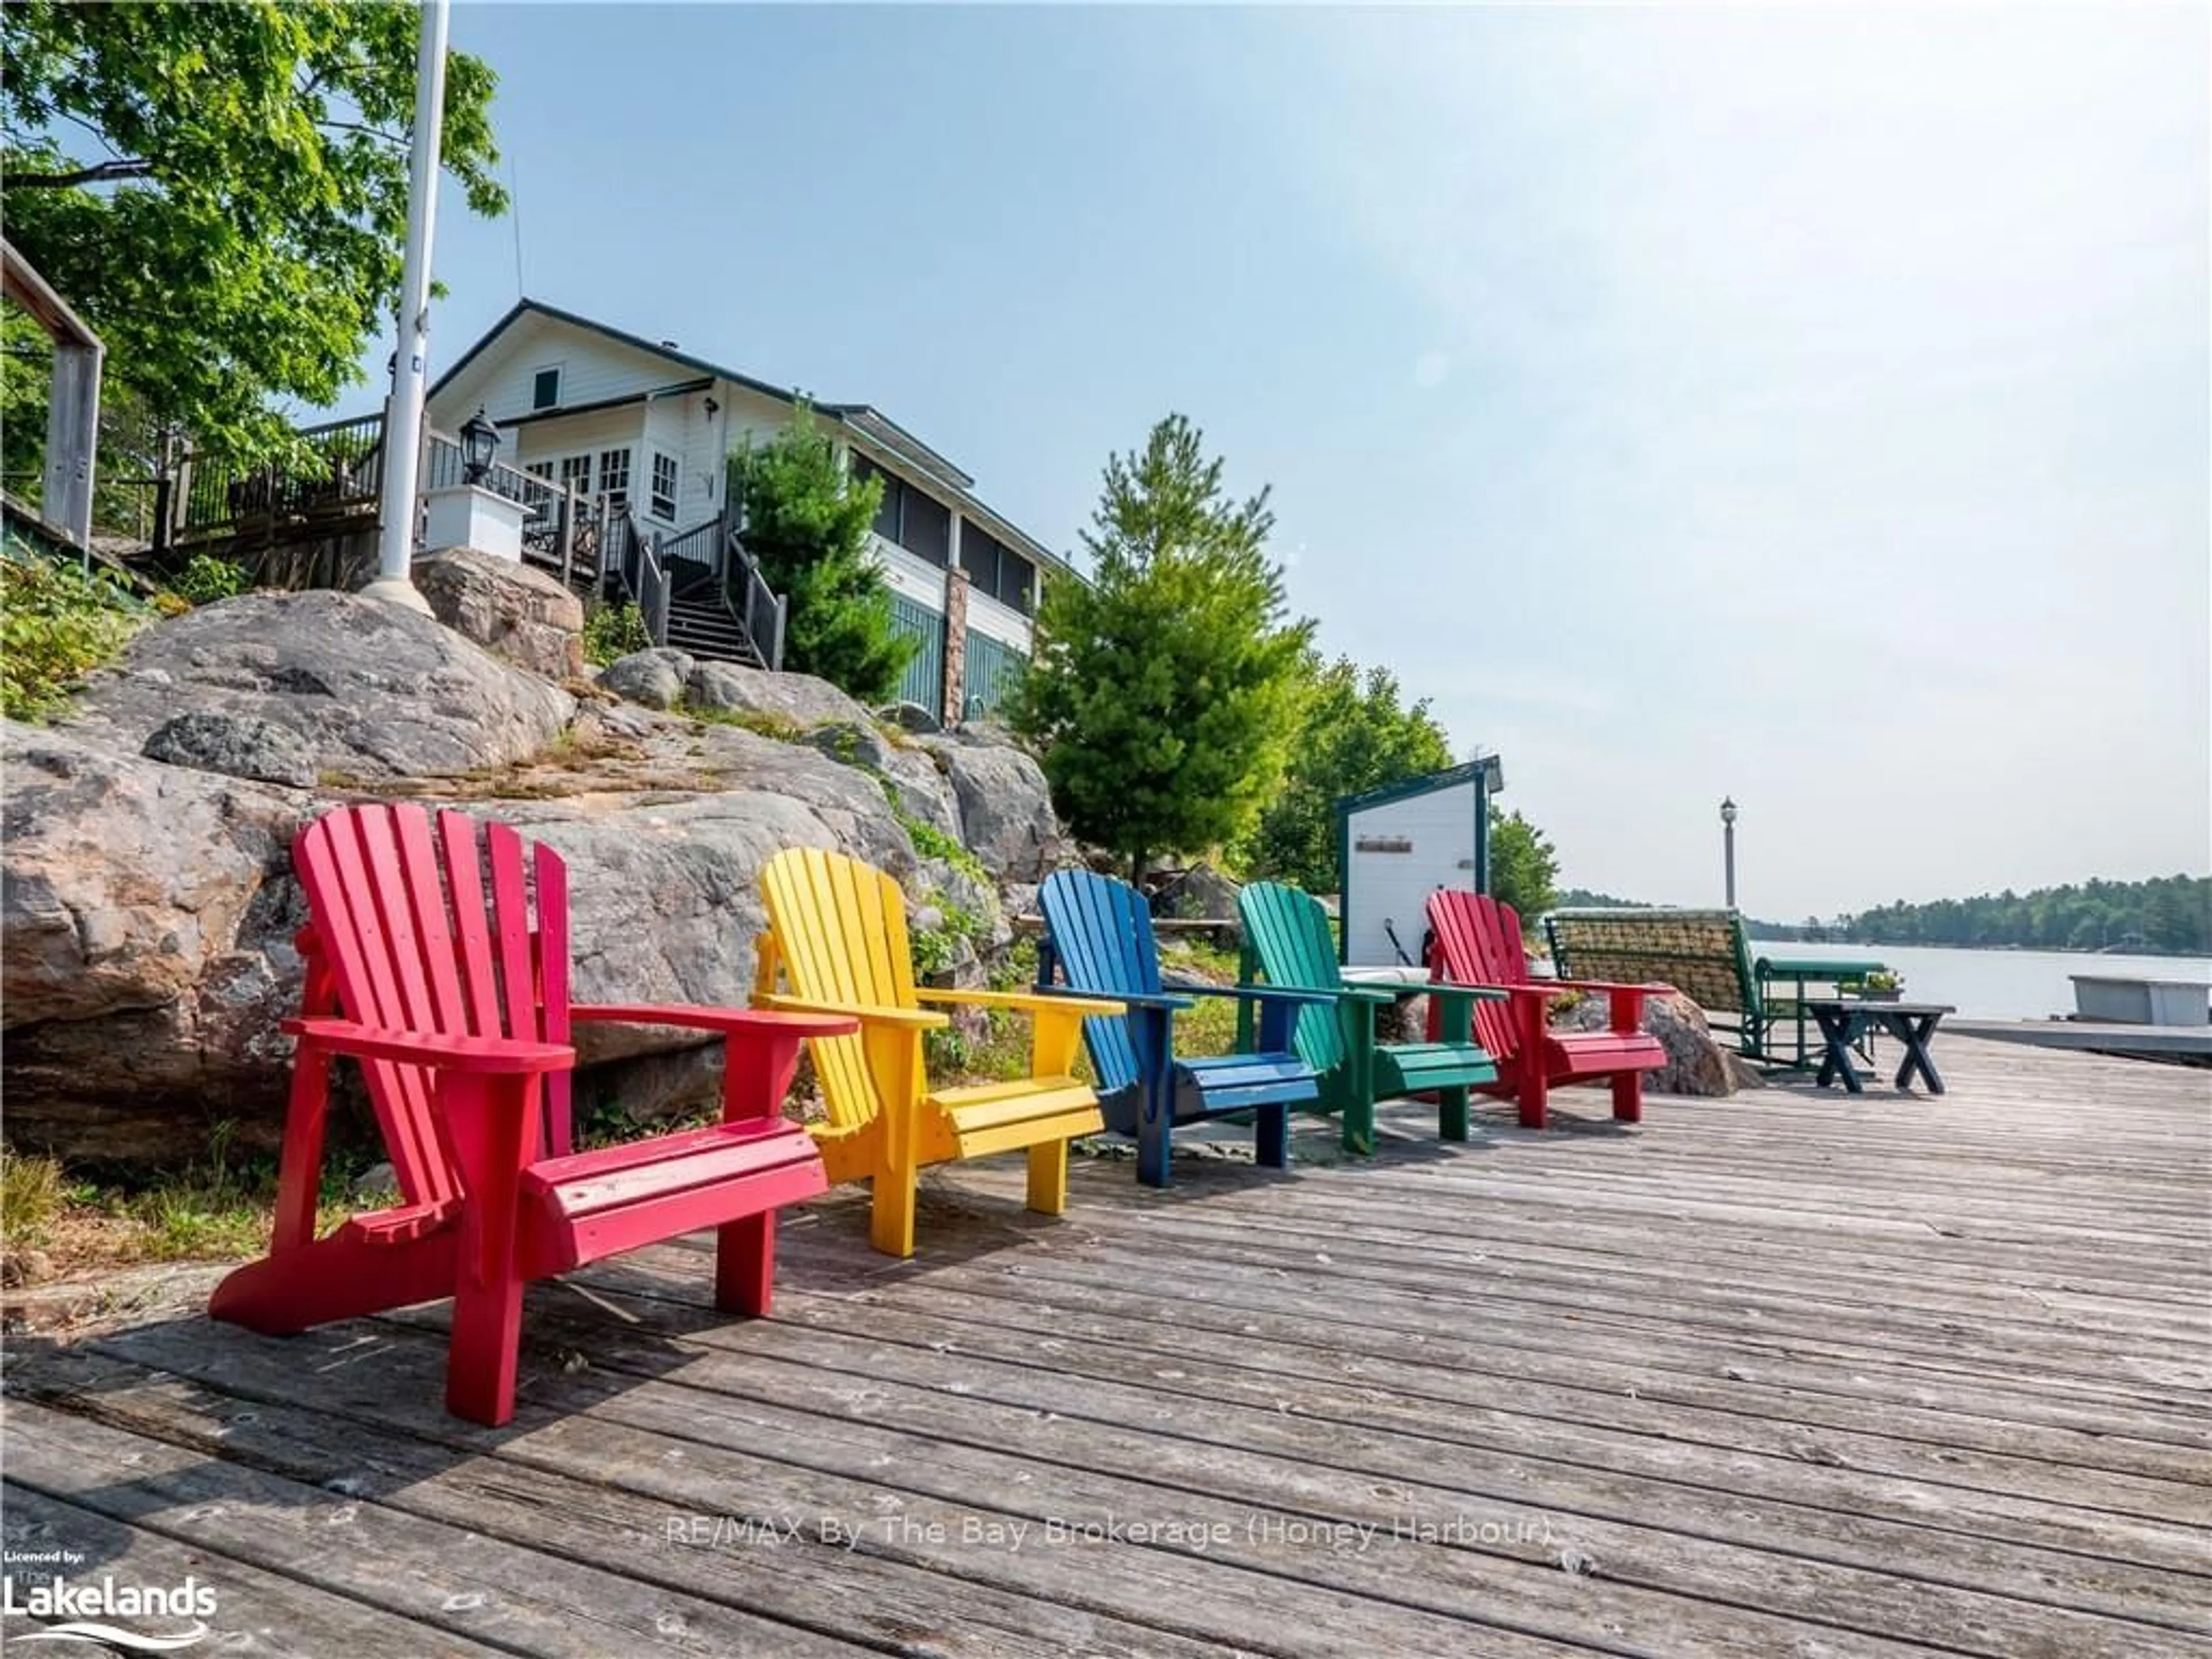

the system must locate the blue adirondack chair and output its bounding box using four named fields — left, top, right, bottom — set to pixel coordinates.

left=1037, top=869, right=1329, bottom=1188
